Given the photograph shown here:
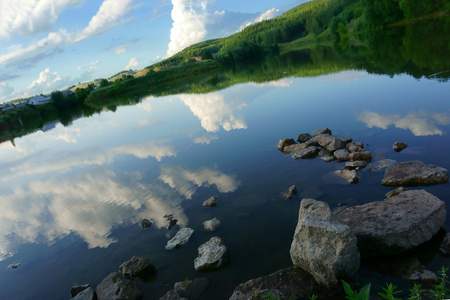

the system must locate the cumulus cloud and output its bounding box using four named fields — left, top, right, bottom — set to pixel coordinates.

left=358, top=110, right=450, bottom=136
left=125, top=57, right=139, bottom=70
left=240, top=8, right=281, bottom=31
left=0, top=82, right=14, bottom=102
left=27, top=67, right=62, bottom=92
left=179, top=93, right=247, bottom=132
left=193, top=134, right=218, bottom=144
left=0, top=0, right=85, bottom=39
